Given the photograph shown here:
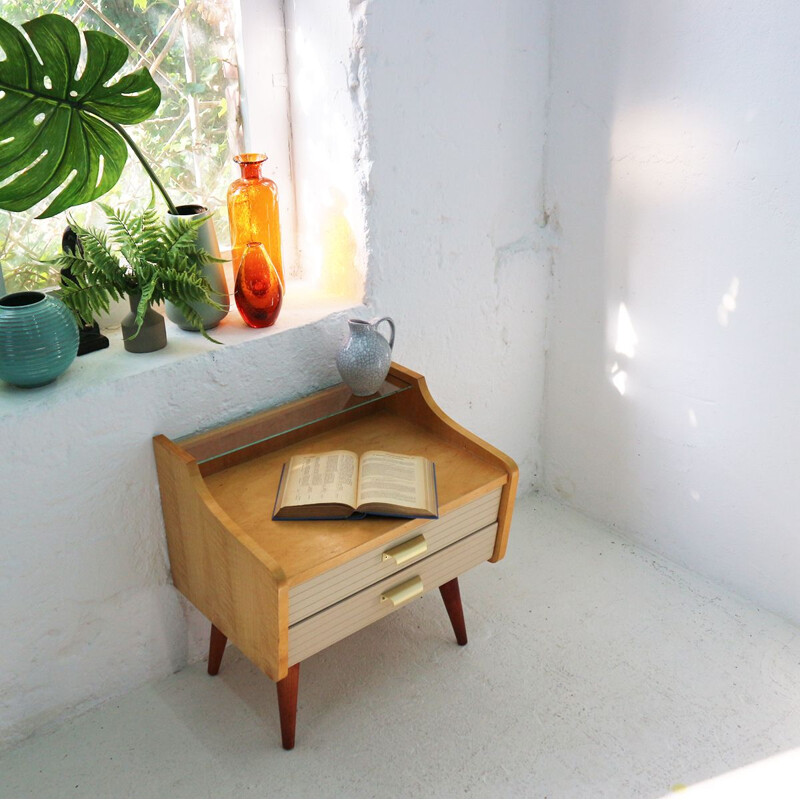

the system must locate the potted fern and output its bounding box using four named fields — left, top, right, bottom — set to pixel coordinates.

left=56, top=198, right=224, bottom=352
